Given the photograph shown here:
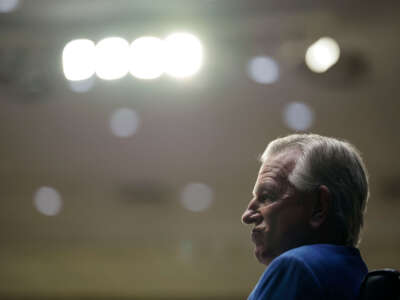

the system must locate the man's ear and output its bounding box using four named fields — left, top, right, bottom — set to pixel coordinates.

left=310, top=185, right=331, bottom=229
